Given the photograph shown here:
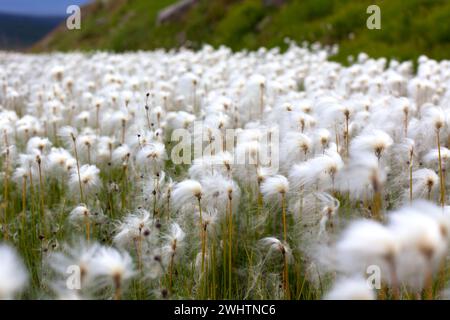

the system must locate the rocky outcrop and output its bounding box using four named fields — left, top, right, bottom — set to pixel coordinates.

left=157, top=0, right=198, bottom=25
left=262, top=0, right=285, bottom=7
